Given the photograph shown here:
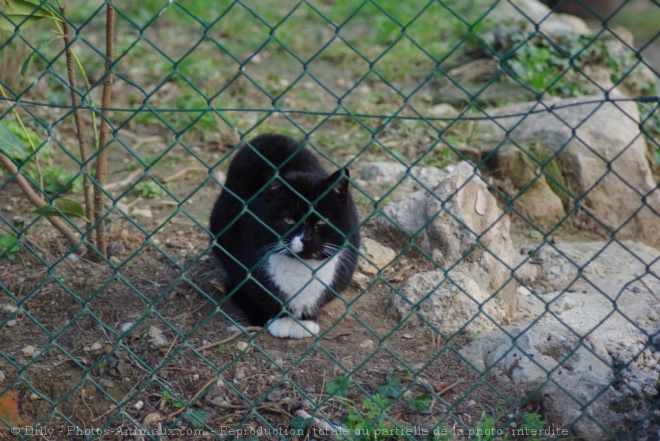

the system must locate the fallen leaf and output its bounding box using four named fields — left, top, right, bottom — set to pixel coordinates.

left=0, top=390, right=22, bottom=428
